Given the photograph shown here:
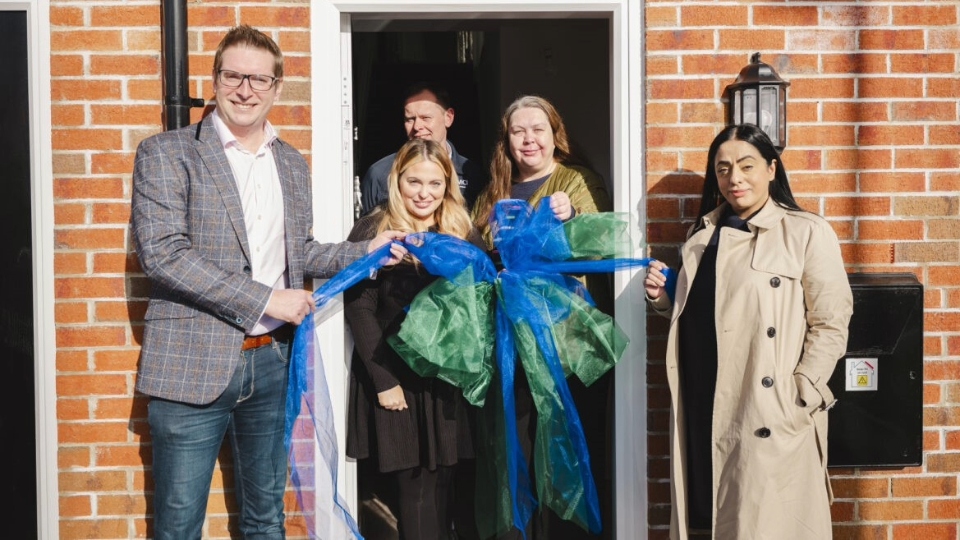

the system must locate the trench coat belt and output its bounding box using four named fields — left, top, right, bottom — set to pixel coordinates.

left=241, top=324, right=294, bottom=351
